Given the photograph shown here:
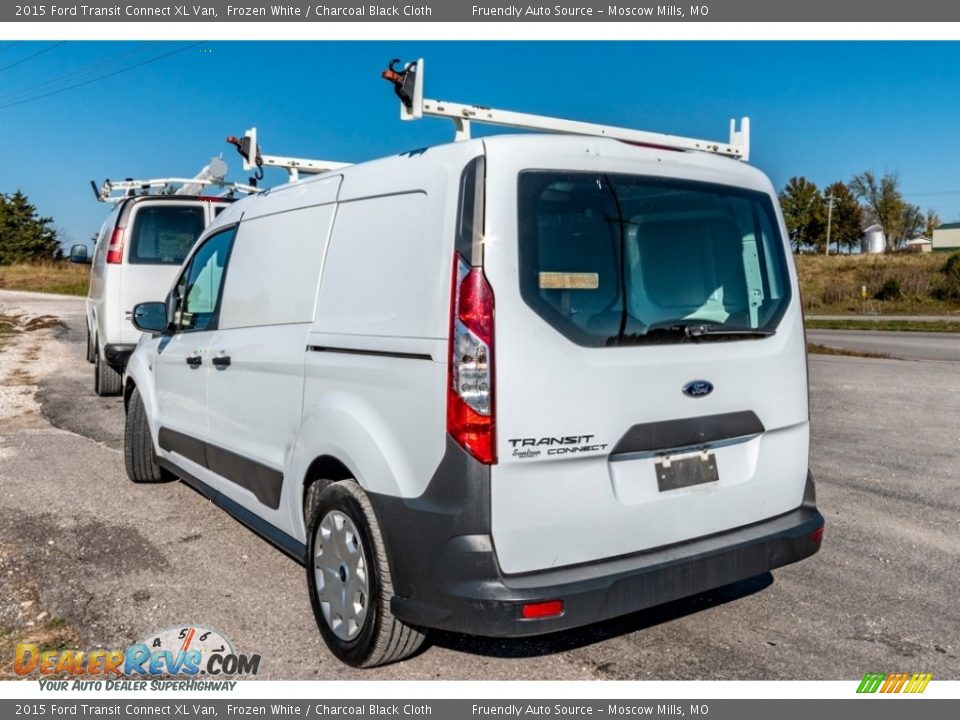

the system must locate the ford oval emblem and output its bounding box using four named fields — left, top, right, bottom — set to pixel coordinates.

left=683, top=380, right=714, bottom=398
